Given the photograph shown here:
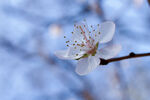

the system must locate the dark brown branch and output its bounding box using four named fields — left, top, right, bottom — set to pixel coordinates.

left=100, top=52, right=150, bottom=65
